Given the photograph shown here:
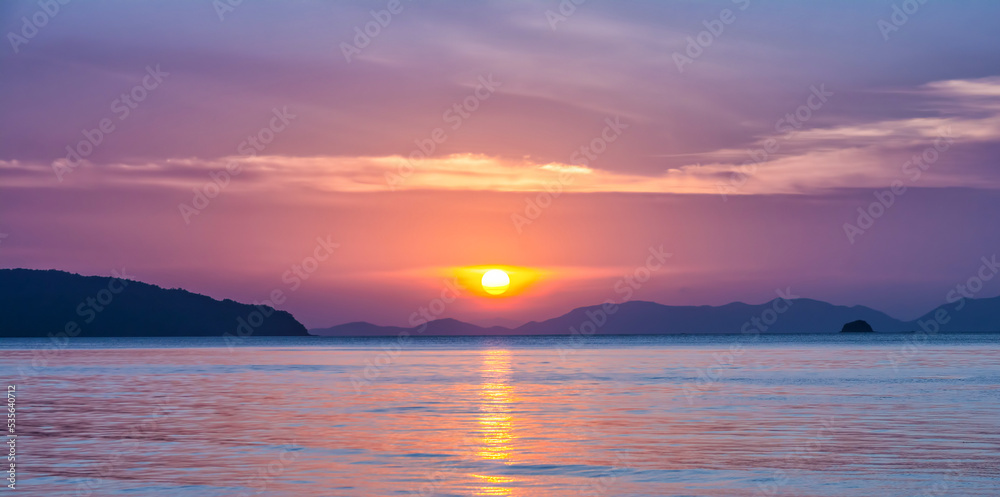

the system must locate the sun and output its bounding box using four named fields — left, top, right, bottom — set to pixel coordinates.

left=481, top=269, right=510, bottom=295
left=453, top=265, right=540, bottom=298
